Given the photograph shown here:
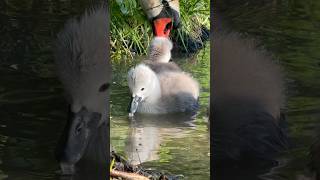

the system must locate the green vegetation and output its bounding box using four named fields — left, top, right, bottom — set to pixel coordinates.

left=111, top=0, right=210, bottom=63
